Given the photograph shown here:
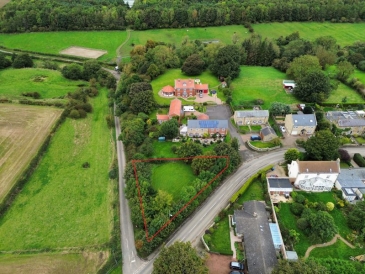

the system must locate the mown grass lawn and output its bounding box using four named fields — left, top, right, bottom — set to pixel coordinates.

left=326, top=82, right=363, bottom=104
left=355, top=137, right=365, bottom=144
left=0, top=88, right=113, bottom=251
left=208, top=217, right=232, bottom=255
left=151, top=162, right=196, bottom=199
left=0, top=68, right=85, bottom=99
left=253, top=22, right=365, bottom=47
left=151, top=69, right=221, bottom=105
left=152, top=140, right=177, bottom=158
left=0, top=31, right=127, bottom=62
left=309, top=240, right=364, bottom=260
left=249, top=140, right=278, bottom=148
left=236, top=181, right=265, bottom=205
left=231, top=66, right=300, bottom=110
left=353, top=69, right=365, bottom=86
